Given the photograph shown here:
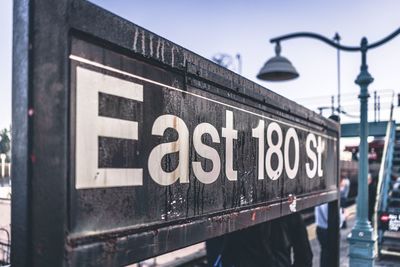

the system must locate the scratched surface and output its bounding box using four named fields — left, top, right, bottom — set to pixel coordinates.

left=69, top=38, right=338, bottom=236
